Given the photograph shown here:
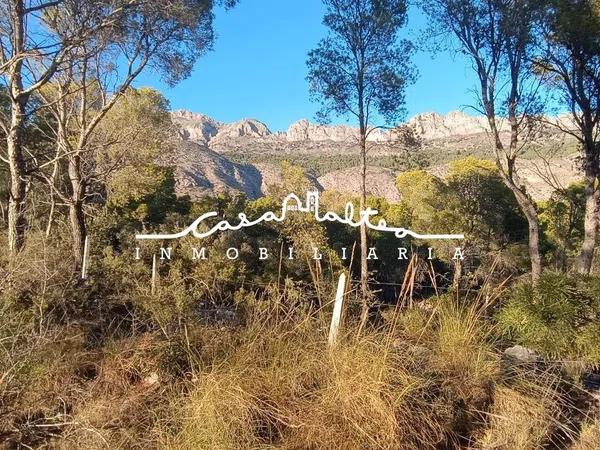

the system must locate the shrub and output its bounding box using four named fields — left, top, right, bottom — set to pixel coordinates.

left=0, top=232, right=77, bottom=325
left=497, top=272, right=600, bottom=365
left=164, top=321, right=444, bottom=449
